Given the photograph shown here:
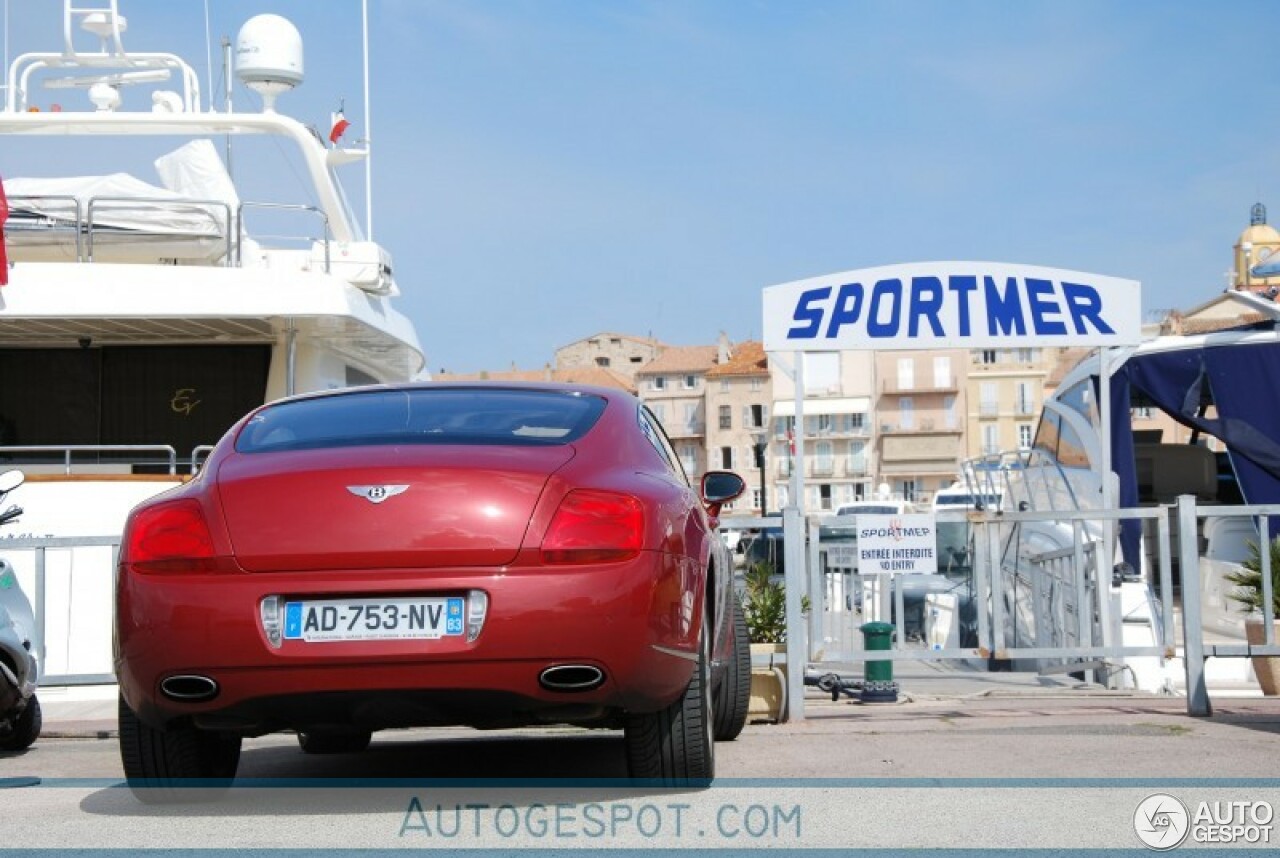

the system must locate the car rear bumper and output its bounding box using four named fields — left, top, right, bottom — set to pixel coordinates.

left=116, top=550, right=703, bottom=731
